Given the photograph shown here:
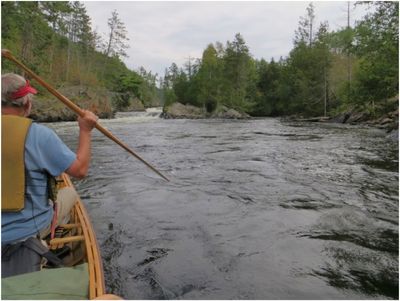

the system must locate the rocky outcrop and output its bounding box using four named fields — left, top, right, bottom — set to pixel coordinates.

left=283, top=103, right=398, bottom=141
left=117, top=97, right=146, bottom=112
left=161, top=102, right=250, bottom=119
left=161, top=102, right=204, bottom=119
left=328, top=96, right=399, bottom=134
left=366, top=109, right=399, bottom=133
left=328, top=108, right=398, bottom=130
left=30, top=86, right=114, bottom=122
left=327, top=108, right=398, bottom=141
left=210, top=106, right=251, bottom=119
